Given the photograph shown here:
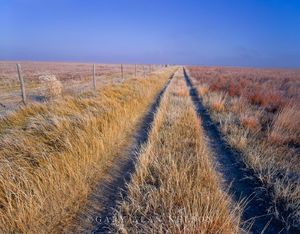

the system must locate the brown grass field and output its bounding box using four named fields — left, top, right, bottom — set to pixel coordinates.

left=0, top=62, right=160, bottom=115
left=0, top=64, right=174, bottom=233
left=188, top=66, right=300, bottom=229
left=1, top=62, right=300, bottom=233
